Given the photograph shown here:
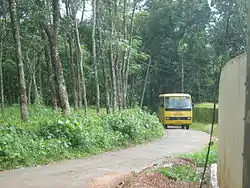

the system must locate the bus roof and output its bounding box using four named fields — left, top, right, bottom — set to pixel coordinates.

left=159, top=93, right=191, bottom=97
